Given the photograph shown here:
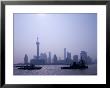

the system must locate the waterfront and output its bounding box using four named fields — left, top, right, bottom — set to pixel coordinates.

left=14, top=64, right=97, bottom=75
